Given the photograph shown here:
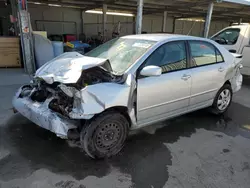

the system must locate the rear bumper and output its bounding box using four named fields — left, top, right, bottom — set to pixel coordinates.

left=12, top=87, right=77, bottom=139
